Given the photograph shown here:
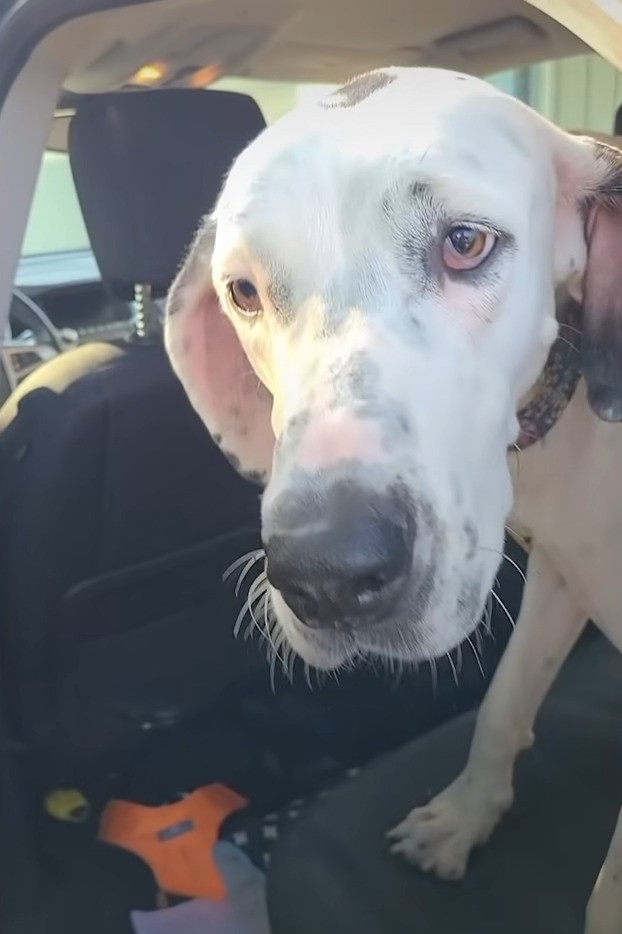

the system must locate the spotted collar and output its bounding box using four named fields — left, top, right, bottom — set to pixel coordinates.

left=515, top=298, right=582, bottom=451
